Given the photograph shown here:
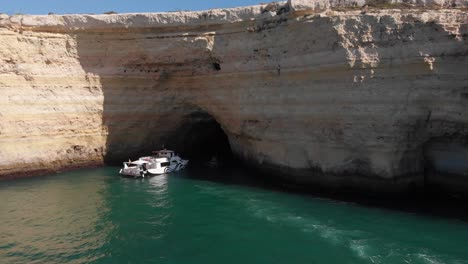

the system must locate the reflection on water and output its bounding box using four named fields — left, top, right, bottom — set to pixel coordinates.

left=145, top=175, right=171, bottom=228
left=0, top=170, right=112, bottom=263
left=147, top=174, right=169, bottom=197
left=1, top=167, right=468, bottom=264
